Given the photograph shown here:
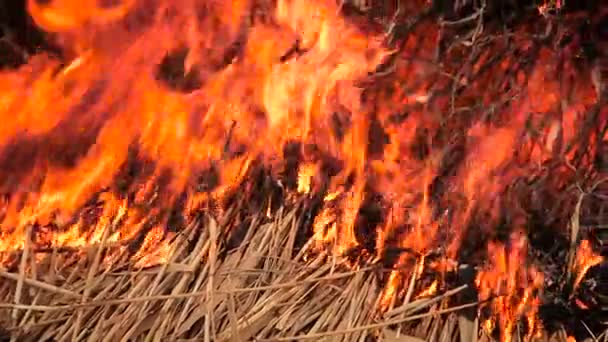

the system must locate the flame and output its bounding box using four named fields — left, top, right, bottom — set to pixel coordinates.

left=297, top=162, right=318, bottom=194
left=0, top=0, right=605, bottom=337
left=476, top=231, right=544, bottom=342
left=28, top=0, right=136, bottom=32
left=0, top=0, right=384, bottom=258
left=416, top=280, right=438, bottom=299
left=572, top=239, right=603, bottom=292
